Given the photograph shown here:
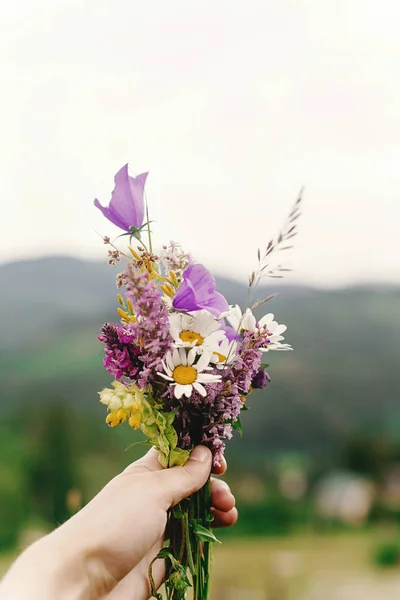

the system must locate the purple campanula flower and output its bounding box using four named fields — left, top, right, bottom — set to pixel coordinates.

left=173, top=263, right=229, bottom=317
left=251, top=368, right=271, bottom=389
left=94, top=164, right=148, bottom=231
